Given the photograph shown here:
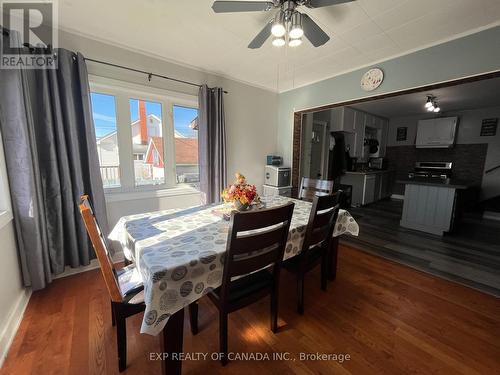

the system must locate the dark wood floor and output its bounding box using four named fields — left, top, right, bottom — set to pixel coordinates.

left=2, top=245, right=500, bottom=375
left=342, top=199, right=500, bottom=297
